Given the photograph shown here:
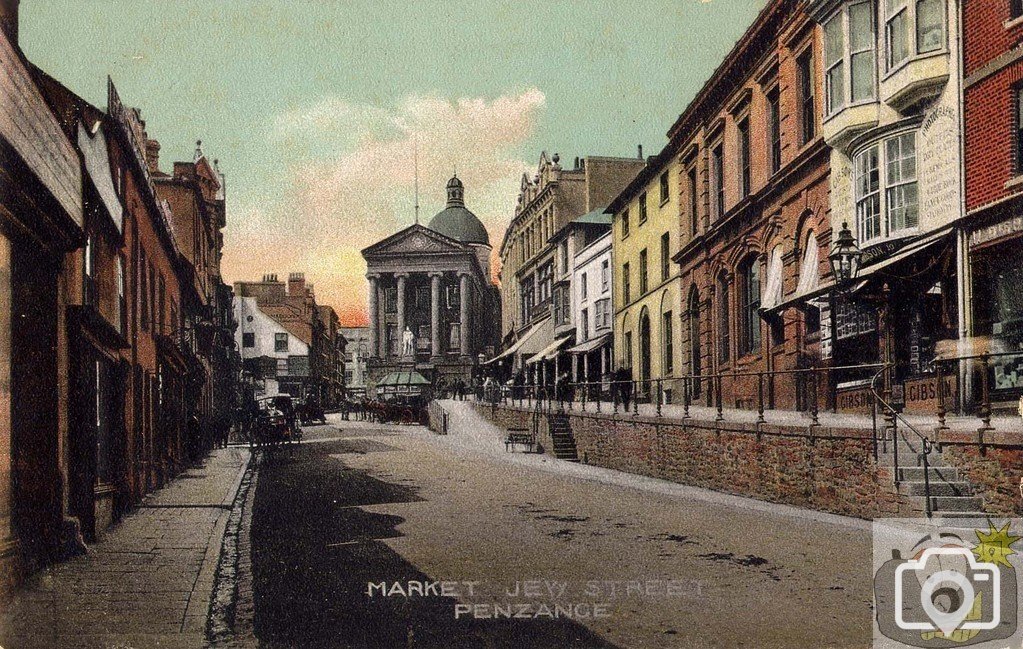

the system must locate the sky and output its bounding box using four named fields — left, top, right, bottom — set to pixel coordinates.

left=20, top=0, right=766, bottom=326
